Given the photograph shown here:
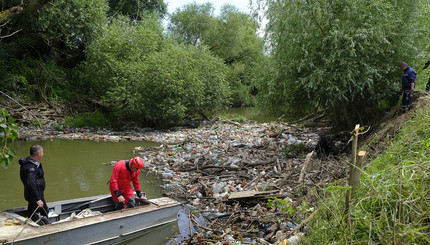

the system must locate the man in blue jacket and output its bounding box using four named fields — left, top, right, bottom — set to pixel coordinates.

left=423, top=60, right=430, bottom=92
left=19, top=145, right=49, bottom=225
left=400, top=62, right=416, bottom=113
